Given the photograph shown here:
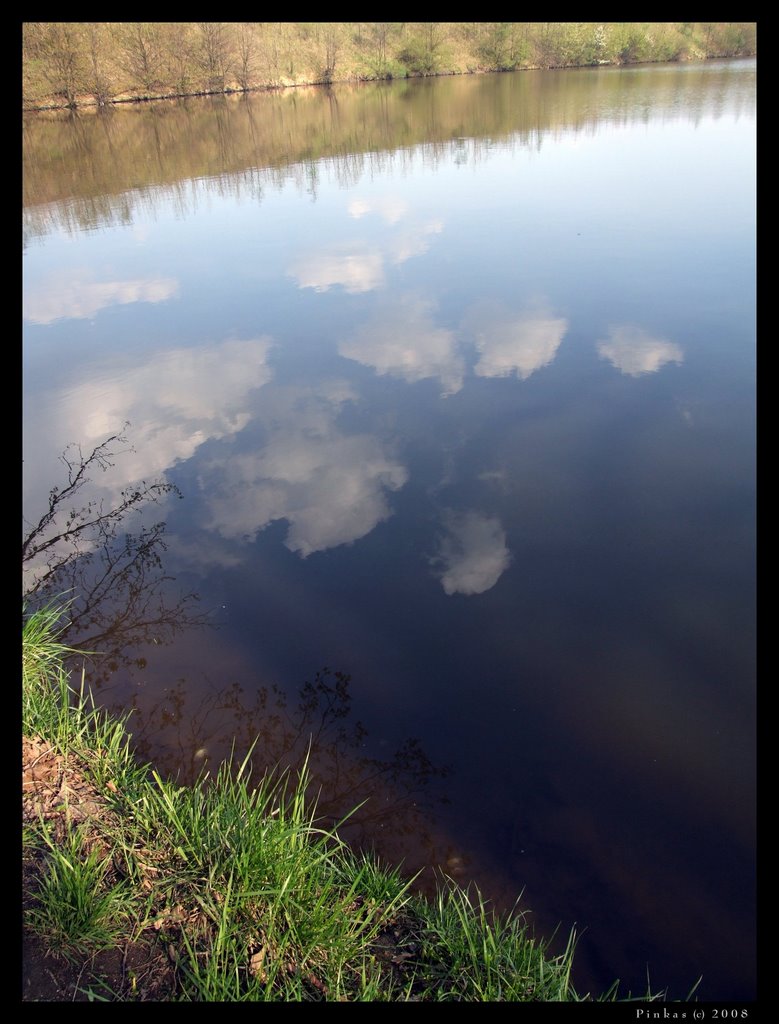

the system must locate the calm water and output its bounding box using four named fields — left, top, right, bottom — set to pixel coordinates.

left=23, top=60, right=756, bottom=1000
